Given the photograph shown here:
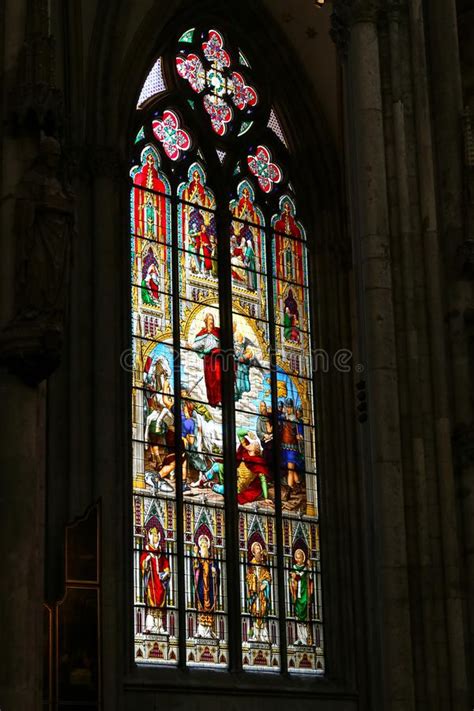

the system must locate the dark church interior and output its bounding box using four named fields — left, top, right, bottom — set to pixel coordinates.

left=1, top=1, right=474, bottom=709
